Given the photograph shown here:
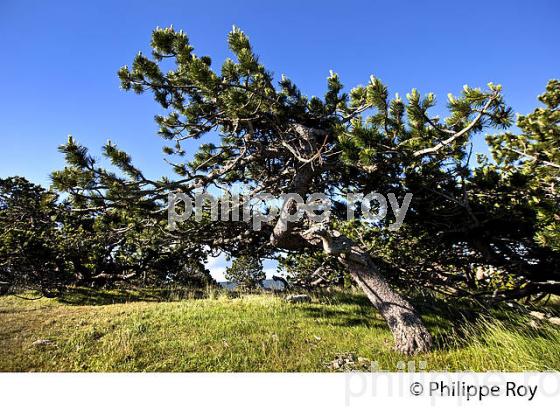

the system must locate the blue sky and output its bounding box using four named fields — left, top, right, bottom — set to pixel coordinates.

left=0, top=0, right=558, bottom=279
